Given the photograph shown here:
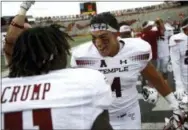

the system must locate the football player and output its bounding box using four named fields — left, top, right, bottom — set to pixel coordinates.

left=169, top=17, right=188, bottom=101
left=119, top=24, right=132, bottom=38
left=157, top=22, right=174, bottom=80
left=139, top=20, right=165, bottom=94
left=2, top=1, right=113, bottom=130
left=70, top=12, right=187, bottom=129
left=140, top=20, right=164, bottom=68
